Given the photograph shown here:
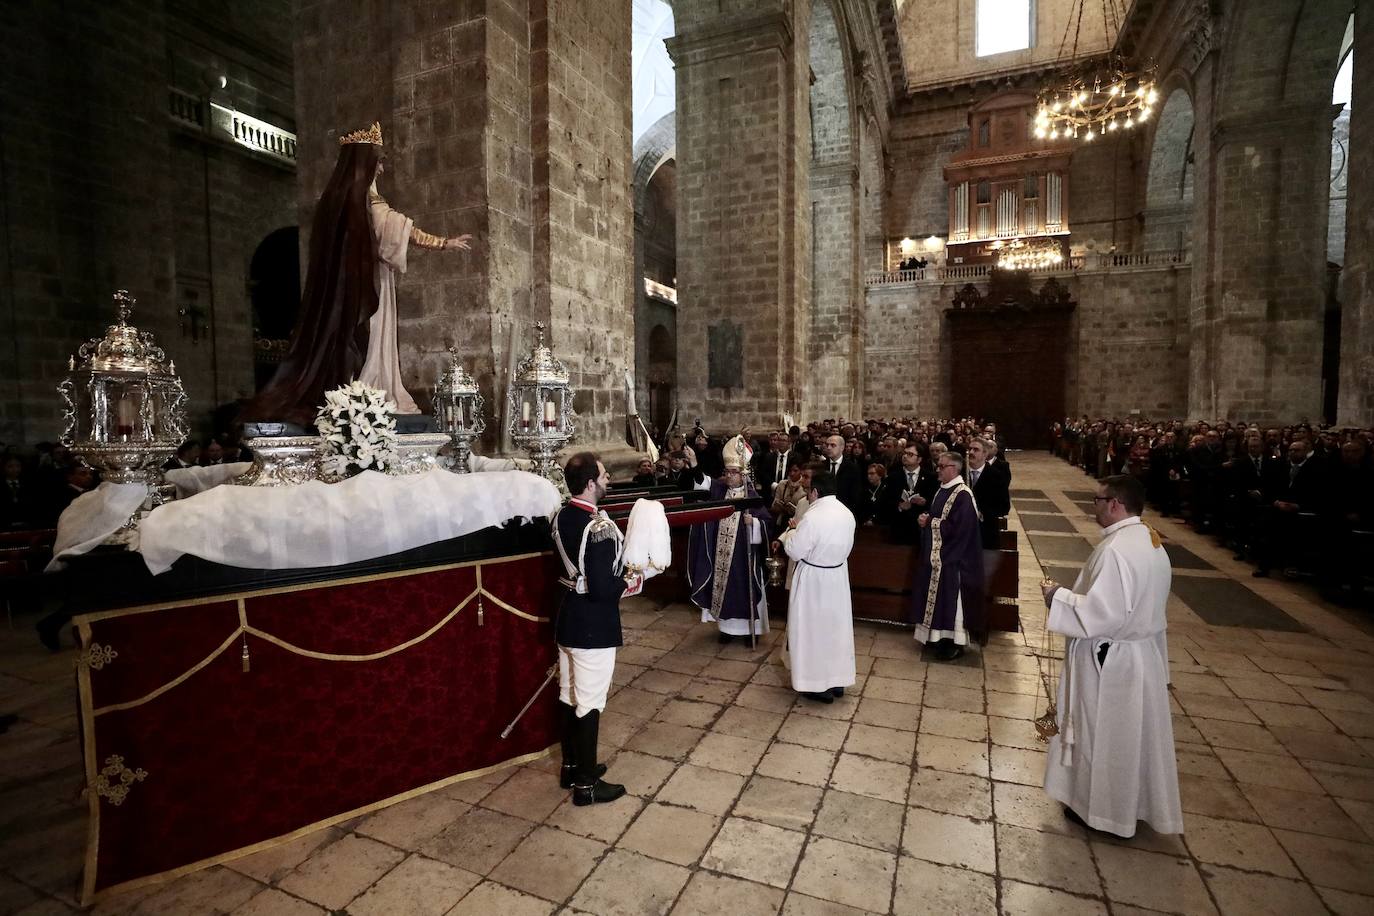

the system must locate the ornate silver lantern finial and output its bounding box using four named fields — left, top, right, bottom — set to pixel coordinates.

left=57, top=290, right=189, bottom=496
left=434, top=346, right=486, bottom=473
left=507, top=322, right=575, bottom=487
